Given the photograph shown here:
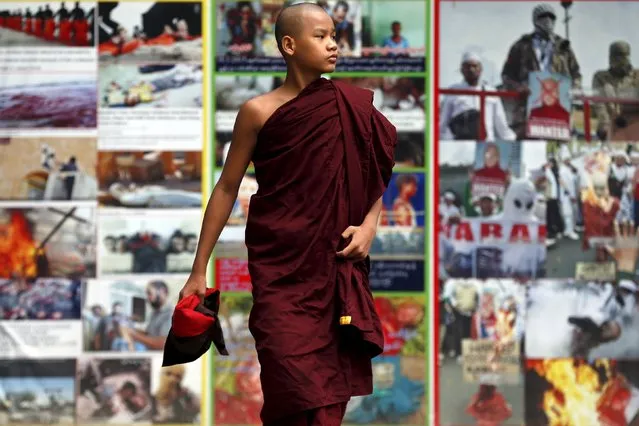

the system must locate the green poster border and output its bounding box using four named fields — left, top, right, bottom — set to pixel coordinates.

left=208, top=0, right=431, bottom=423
